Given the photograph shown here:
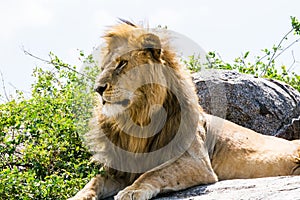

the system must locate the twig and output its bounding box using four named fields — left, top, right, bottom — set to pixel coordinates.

left=22, top=47, right=95, bottom=81
left=261, top=28, right=294, bottom=76
left=22, top=48, right=51, bottom=64
left=205, top=54, right=213, bottom=68
left=268, top=28, right=294, bottom=65
left=0, top=70, right=10, bottom=102
left=255, top=53, right=269, bottom=66
left=8, top=82, right=18, bottom=91
left=273, top=38, right=300, bottom=61
left=216, top=53, right=224, bottom=62
left=240, top=52, right=247, bottom=68
left=288, top=51, right=296, bottom=72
